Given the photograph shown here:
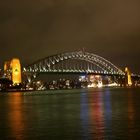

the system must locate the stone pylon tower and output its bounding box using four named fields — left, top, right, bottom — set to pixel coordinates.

left=125, top=67, right=132, bottom=86
left=10, top=58, right=22, bottom=85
